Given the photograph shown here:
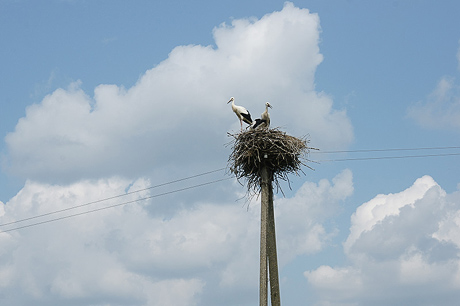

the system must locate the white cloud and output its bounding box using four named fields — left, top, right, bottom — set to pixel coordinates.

left=433, top=210, right=460, bottom=248
left=0, top=178, right=238, bottom=305
left=344, top=175, right=439, bottom=254
left=0, top=201, right=4, bottom=217
left=407, top=76, right=460, bottom=131
left=1, top=3, right=356, bottom=304
left=4, top=2, right=353, bottom=183
left=304, top=265, right=363, bottom=302
left=0, top=169, right=353, bottom=305
left=276, top=169, right=353, bottom=264
left=306, top=175, right=460, bottom=305
left=407, top=43, right=460, bottom=132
